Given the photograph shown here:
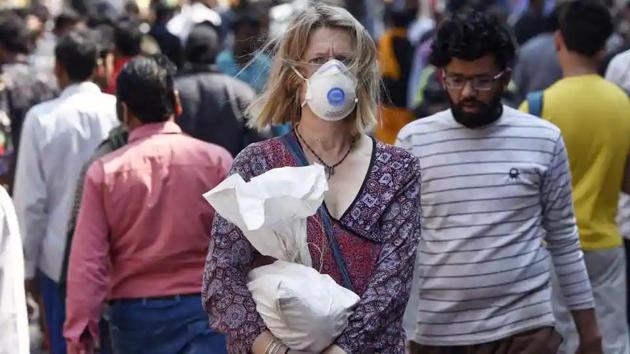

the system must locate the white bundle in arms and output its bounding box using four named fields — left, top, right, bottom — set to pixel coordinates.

left=203, top=165, right=359, bottom=352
